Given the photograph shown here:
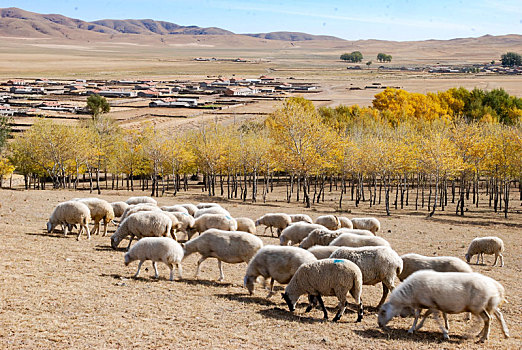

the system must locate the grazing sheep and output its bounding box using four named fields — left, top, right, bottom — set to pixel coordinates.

left=120, top=204, right=161, bottom=222
left=330, top=246, right=403, bottom=307
left=351, top=217, right=381, bottom=234
left=110, top=211, right=173, bottom=250
left=194, top=206, right=230, bottom=218
left=315, top=215, right=341, bottom=230
left=111, top=201, right=129, bottom=218
left=126, top=196, right=158, bottom=206
left=465, top=236, right=505, bottom=267
left=279, top=223, right=325, bottom=246
left=169, top=212, right=195, bottom=239
left=244, top=245, right=317, bottom=297
left=124, top=237, right=184, bottom=281
left=299, top=228, right=374, bottom=249
left=329, top=232, right=390, bottom=248
left=182, top=229, right=263, bottom=281
left=255, top=213, right=292, bottom=237
left=289, top=214, right=313, bottom=224
left=378, top=270, right=510, bottom=342
left=399, top=253, right=473, bottom=281
left=338, top=216, right=354, bottom=229
left=179, top=203, right=198, bottom=216
left=47, top=201, right=91, bottom=240
left=196, top=203, right=222, bottom=209
left=307, top=246, right=339, bottom=260
left=161, top=205, right=189, bottom=214
left=282, top=259, right=364, bottom=322
left=159, top=212, right=183, bottom=241
left=235, top=217, right=256, bottom=234
left=188, top=214, right=238, bottom=240
left=72, top=198, right=115, bottom=236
